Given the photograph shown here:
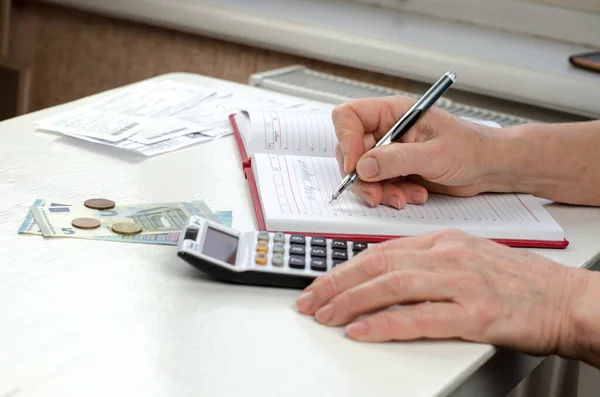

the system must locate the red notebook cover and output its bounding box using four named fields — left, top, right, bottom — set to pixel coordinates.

left=229, top=113, right=568, bottom=249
